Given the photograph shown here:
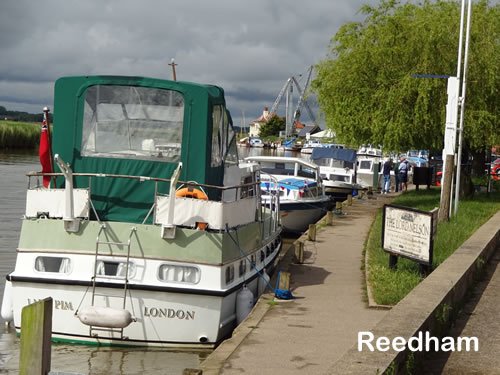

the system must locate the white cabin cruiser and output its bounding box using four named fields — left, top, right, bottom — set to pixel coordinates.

left=356, top=145, right=383, bottom=189
left=311, top=148, right=364, bottom=201
left=300, top=139, right=323, bottom=154
left=245, top=156, right=331, bottom=233
left=1, top=76, right=282, bottom=348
